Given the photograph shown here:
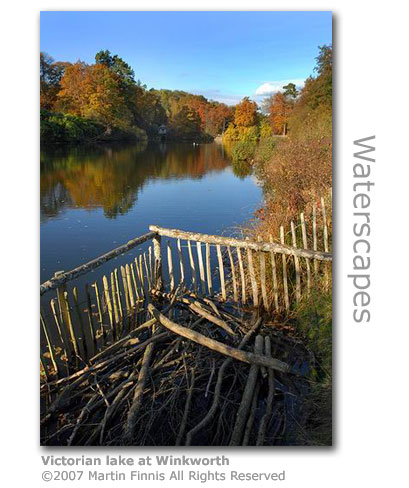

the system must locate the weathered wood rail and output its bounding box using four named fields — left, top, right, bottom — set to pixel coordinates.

left=40, top=202, right=332, bottom=380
